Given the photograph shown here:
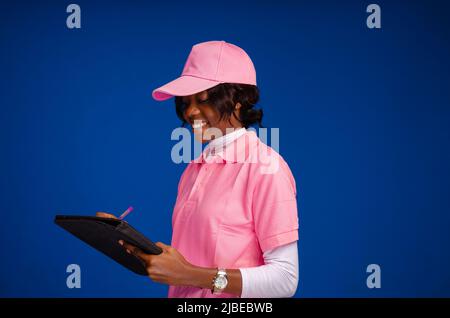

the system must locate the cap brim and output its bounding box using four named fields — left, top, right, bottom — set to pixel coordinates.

left=152, top=75, right=221, bottom=101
